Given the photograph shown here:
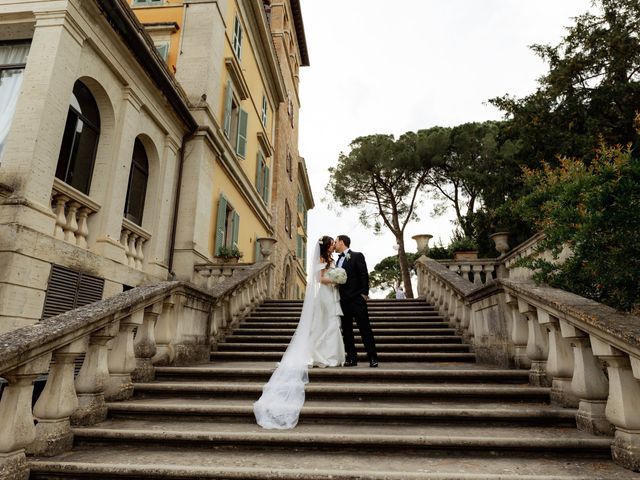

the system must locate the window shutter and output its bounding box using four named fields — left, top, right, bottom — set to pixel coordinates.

left=263, top=165, right=270, bottom=203
left=236, top=109, right=248, bottom=157
left=231, top=211, right=240, bottom=247
left=223, top=81, right=233, bottom=138
left=42, top=265, right=104, bottom=319
left=215, top=194, right=227, bottom=255
left=255, top=153, right=264, bottom=196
